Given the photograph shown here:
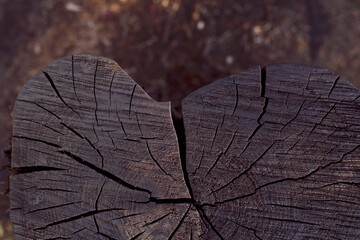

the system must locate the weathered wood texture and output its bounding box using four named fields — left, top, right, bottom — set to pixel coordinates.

left=10, top=55, right=360, bottom=239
